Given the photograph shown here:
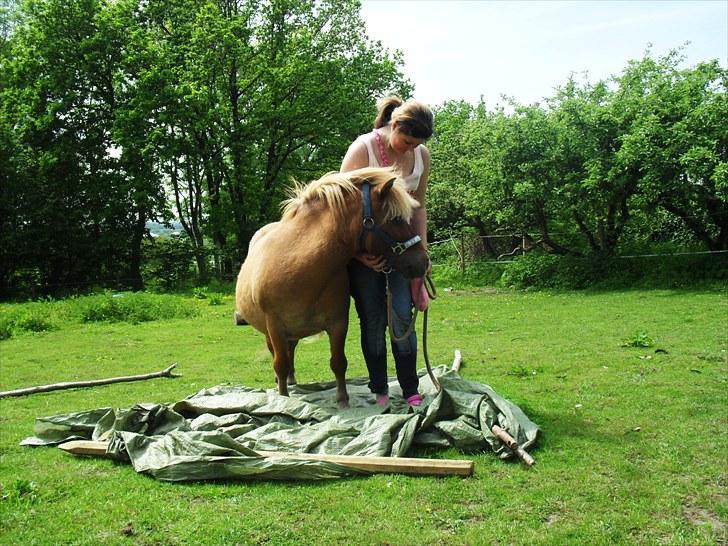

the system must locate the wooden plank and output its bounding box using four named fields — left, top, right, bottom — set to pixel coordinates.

left=256, top=450, right=473, bottom=476
left=59, top=440, right=109, bottom=457
left=59, top=440, right=474, bottom=477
